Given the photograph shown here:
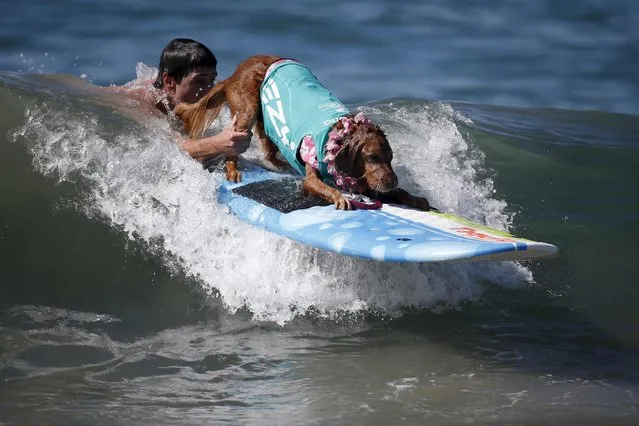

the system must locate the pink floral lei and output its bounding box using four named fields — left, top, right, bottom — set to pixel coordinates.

left=299, top=112, right=371, bottom=192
